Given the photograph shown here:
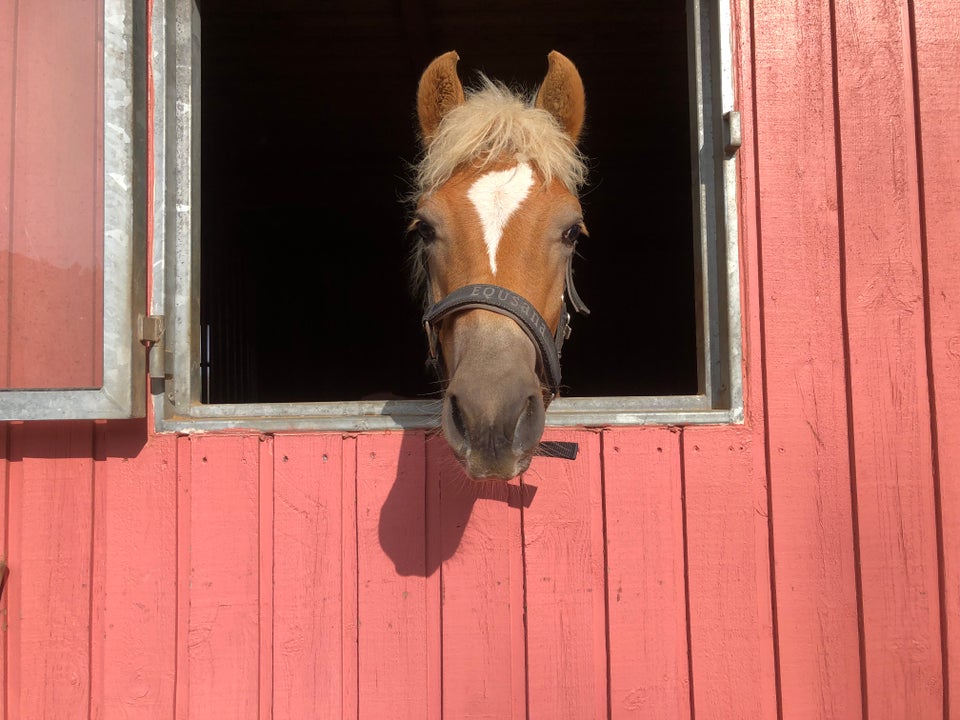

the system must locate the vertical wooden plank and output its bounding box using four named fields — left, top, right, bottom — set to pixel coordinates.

left=174, top=435, right=191, bottom=720
left=98, top=427, right=177, bottom=720
left=682, top=427, right=776, bottom=719
left=272, top=434, right=344, bottom=720
left=0, top=425, right=10, bottom=720
left=603, top=427, right=690, bottom=719
left=6, top=0, right=102, bottom=389
left=258, top=437, right=274, bottom=720
left=424, top=443, right=442, bottom=720
left=507, top=473, right=526, bottom=720
left=522, top=429, right=607, bottom=719
left=722, top=0, right=781, bottom=713
left=430, top=435, right=525, bottom=719
left=7, top=423, right=94, bottom=719
left=341, top=436, right=358, bottom=720
left=90, top=424, right=106, bottom=720
left=186, top=434, right=261, bottom=719
left=355, top=431, right=437, bottom=719
left=5, top=424, right=22, bottom=720
left=833, top=0, right=944, bottom=715
left=912, top=1, right=960, bottom=713
left=750, top=0, right=864, bottom=715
